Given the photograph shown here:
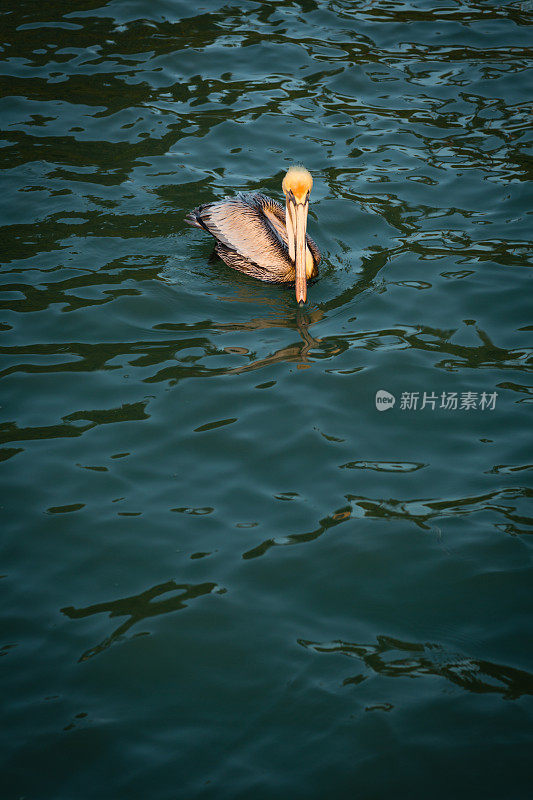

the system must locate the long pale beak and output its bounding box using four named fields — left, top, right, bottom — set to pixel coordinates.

left=286, top=197, right=309, bottom=304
